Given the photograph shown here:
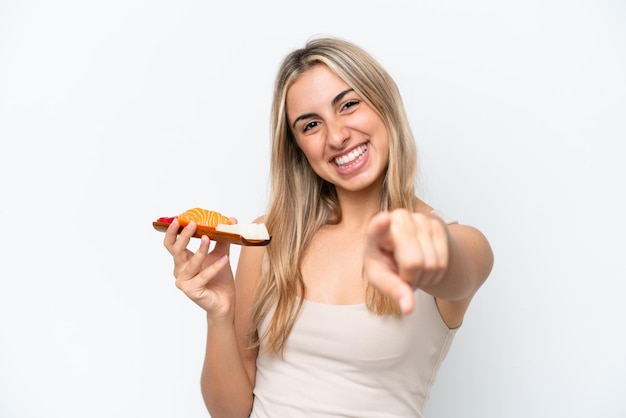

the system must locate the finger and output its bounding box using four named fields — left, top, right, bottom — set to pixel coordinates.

left=202, top=216, right=235, bottom=257
left=211, top=238, right=231, bottom=258
left=414, top=217, right=449, bottom=286
left=388, top=211, right=424, bottom=284
left=366, top=263, right=415, bottom=314
left=170, top=221, right=198, bottom=263
left=391, top=212, right=449, bottom=288
left=366, top=211, right=393, bottom=251
left=176, top=235, right=212, bottom=280
left=163, top=217, right=181, bottom=254
left=199, top=254, right=230, bottom=280
left=176, top=254, right=230, bottom=293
